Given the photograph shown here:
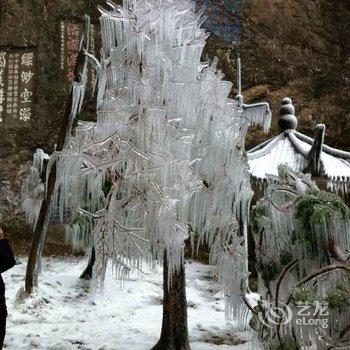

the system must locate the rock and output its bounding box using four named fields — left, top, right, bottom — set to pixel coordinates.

left=244, top=85, right=270, bottom=102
